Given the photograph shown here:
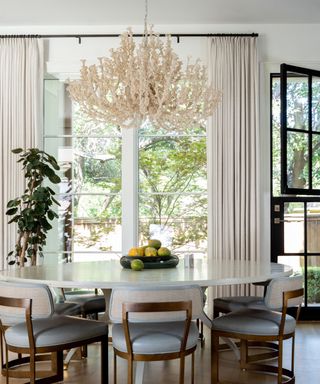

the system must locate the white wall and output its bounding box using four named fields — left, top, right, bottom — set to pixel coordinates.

left=2, top=22, right=320, bottom=261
